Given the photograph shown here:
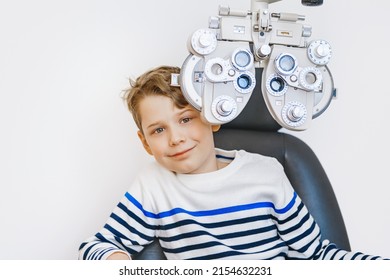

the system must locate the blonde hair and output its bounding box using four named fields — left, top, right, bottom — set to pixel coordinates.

left=123, top=66, right=189, bottom=132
